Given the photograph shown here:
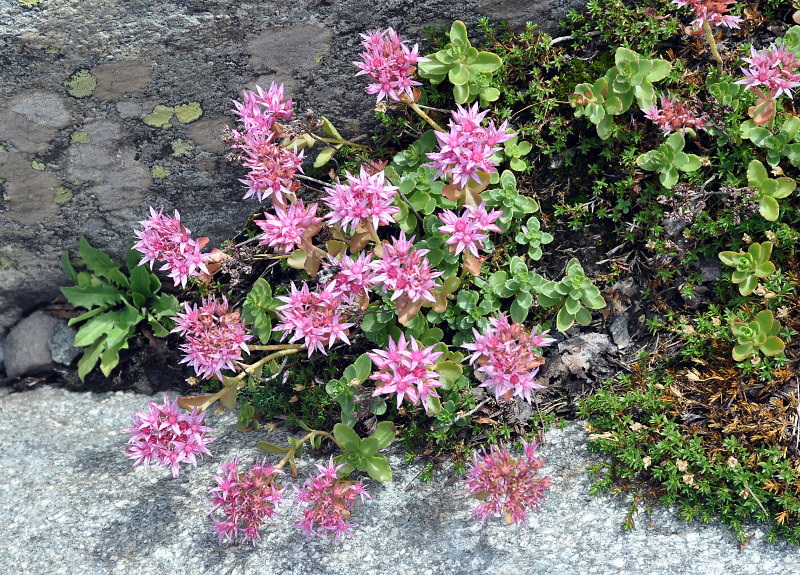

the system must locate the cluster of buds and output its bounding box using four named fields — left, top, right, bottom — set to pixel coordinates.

left=672, top=0, right=742, bottom=34
left=643, top=94, right=708, bottom=134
